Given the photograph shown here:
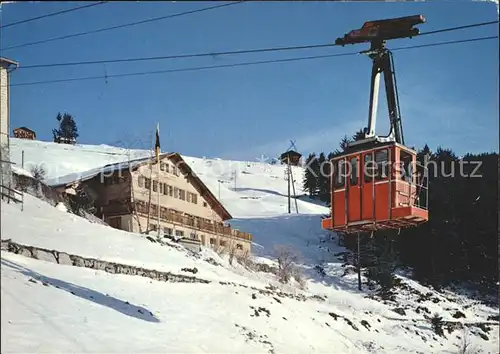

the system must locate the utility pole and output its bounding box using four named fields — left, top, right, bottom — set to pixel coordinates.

left=289, top=165, right=299, bottom=213
left=287, top=163, right=291, bottom=214
left=357, top=232, right=362, bottom=291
